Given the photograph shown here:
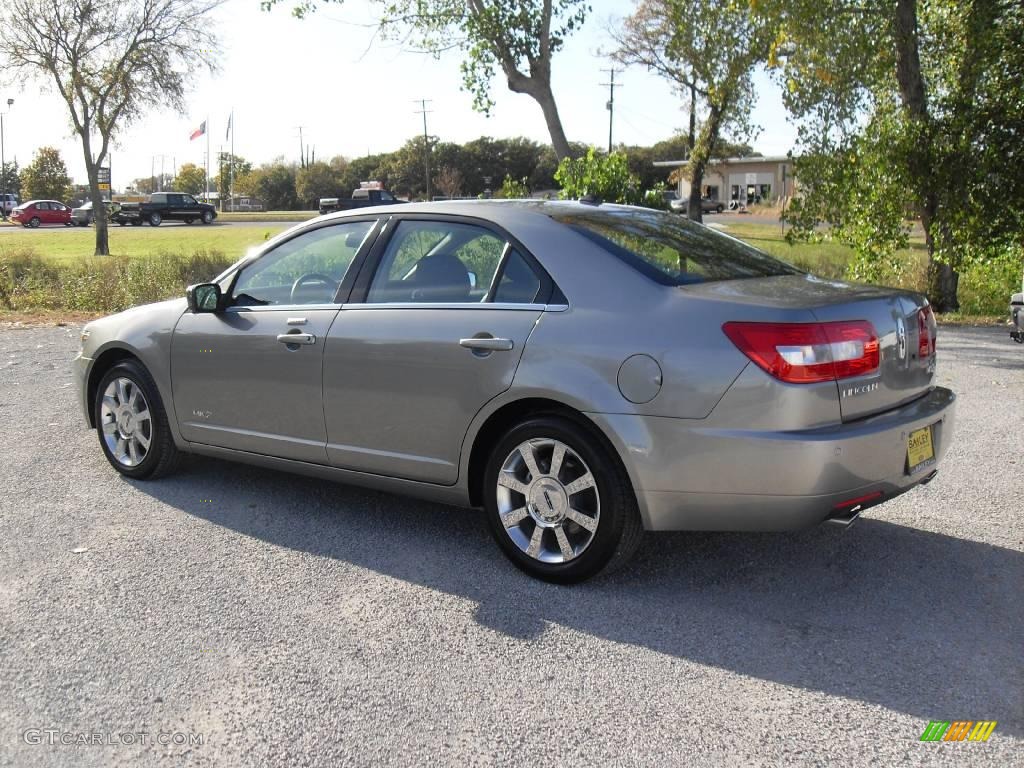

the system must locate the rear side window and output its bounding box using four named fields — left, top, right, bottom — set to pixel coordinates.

left=551, top=208, right=803, bottom=286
